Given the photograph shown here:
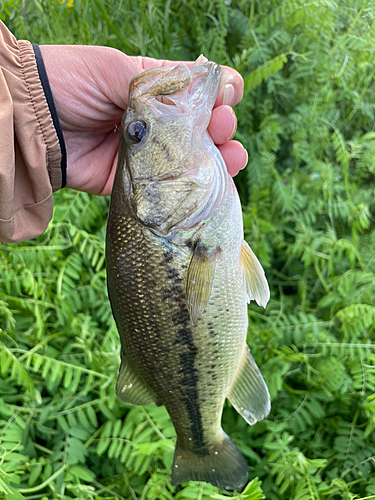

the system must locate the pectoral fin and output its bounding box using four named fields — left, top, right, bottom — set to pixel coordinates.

left=241, top=240, right=270, bottom=308
left=185, top=245, right=218, bottom=325
left=116, top=356, right=157, bottom=406
left=227, top=345, right=270, bottom=425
